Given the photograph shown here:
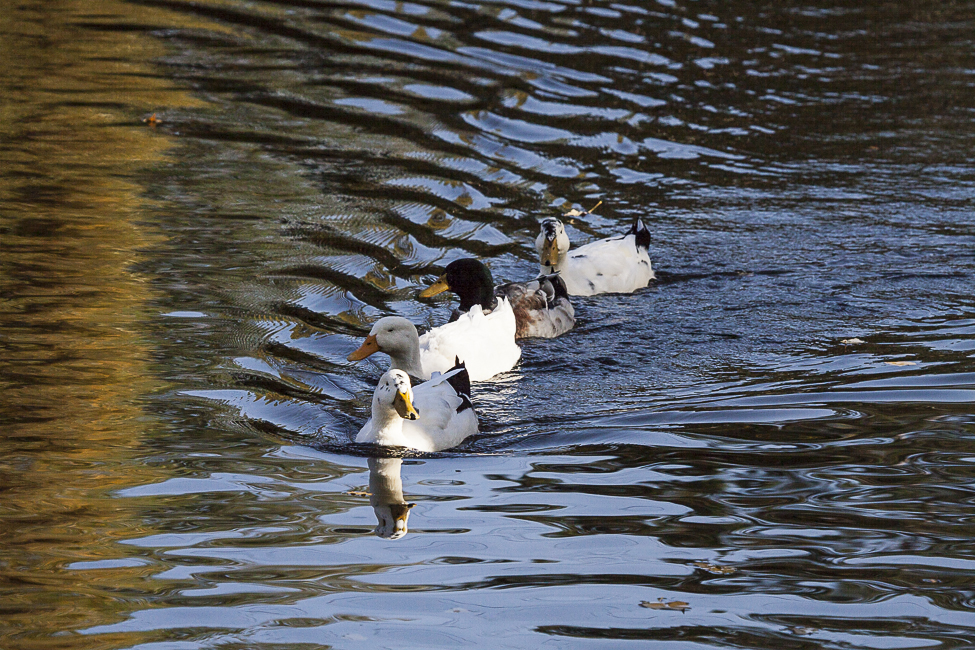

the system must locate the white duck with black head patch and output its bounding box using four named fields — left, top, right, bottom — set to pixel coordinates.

left=536, top=217, right=654, bottom=296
